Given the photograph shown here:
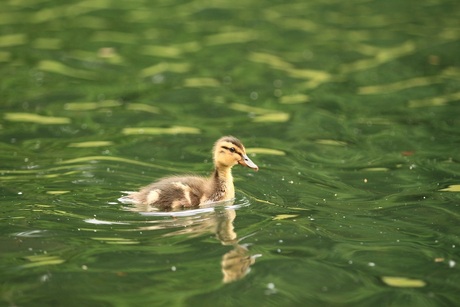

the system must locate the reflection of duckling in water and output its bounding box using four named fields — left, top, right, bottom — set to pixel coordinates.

left=214, top=207, right=260, bottom=283
left=129, top=203, right=260, bottom=283
left=119, top=136, right=258, bottom=211
left=222, top=244, right=256, bottom=283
